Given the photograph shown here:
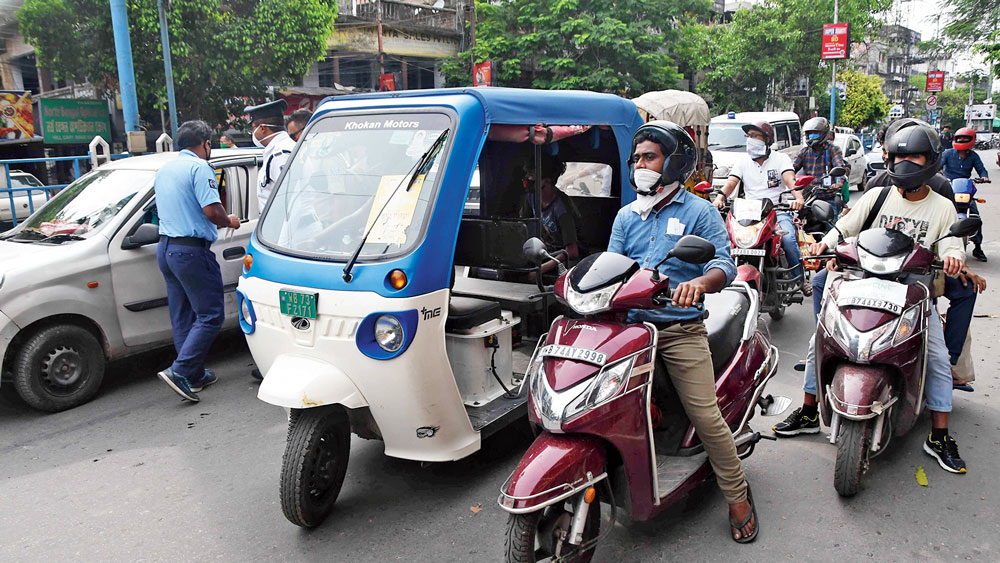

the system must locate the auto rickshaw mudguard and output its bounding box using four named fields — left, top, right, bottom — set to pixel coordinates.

left=258, top=354, right=368, bottom=410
